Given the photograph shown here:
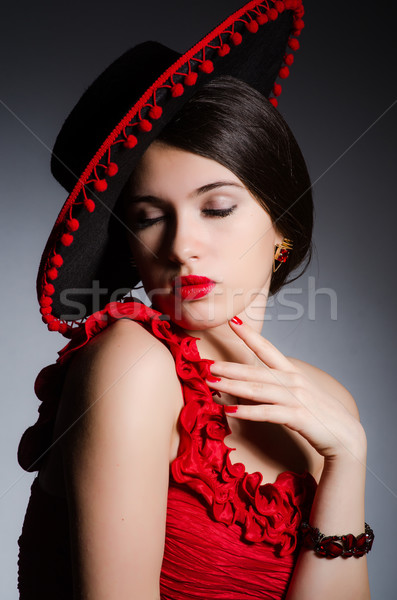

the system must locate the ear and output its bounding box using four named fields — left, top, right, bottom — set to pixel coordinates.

left=274, top=227, right=284, bottom=246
